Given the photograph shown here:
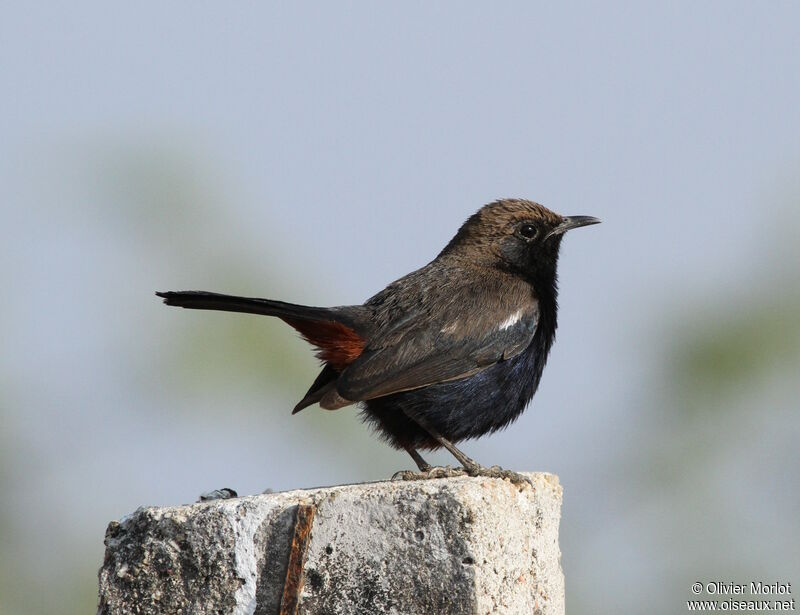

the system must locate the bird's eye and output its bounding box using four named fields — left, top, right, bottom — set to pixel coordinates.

left=519, top=223, right=537, bottom=239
